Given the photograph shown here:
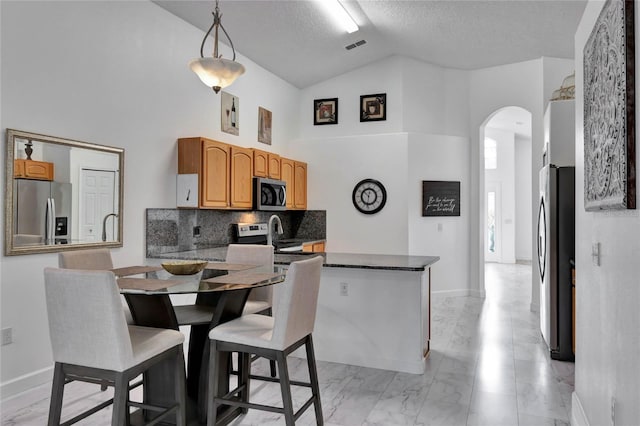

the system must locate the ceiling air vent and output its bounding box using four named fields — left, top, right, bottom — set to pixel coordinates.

left=345, top=40, right=367, bottom=50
